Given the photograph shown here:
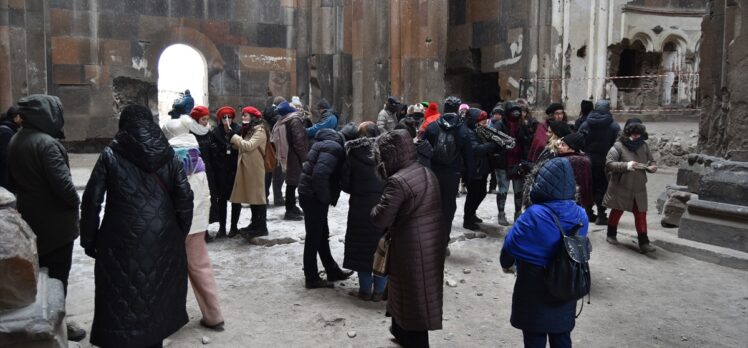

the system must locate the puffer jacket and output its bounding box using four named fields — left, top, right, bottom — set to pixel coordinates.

left=298, top=128, right=345, bottom=206
left=415, top=138, right=433, bottom=169
left=6, top=95, right=79, bottom=255
left=371, top=129, right=445, bottom=332
left=341, top=137, right=385, bottom=272
left=284, top=113, right=309, bottom=186
left=465, top=109, right=499, bottom=179
left=423, top=113, right=474, bottom=179
left=80, top=111, right=193, bottom=348
left=500, top=157, right=589, bottom=334
left=579, top=100, right=621, bottom=166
